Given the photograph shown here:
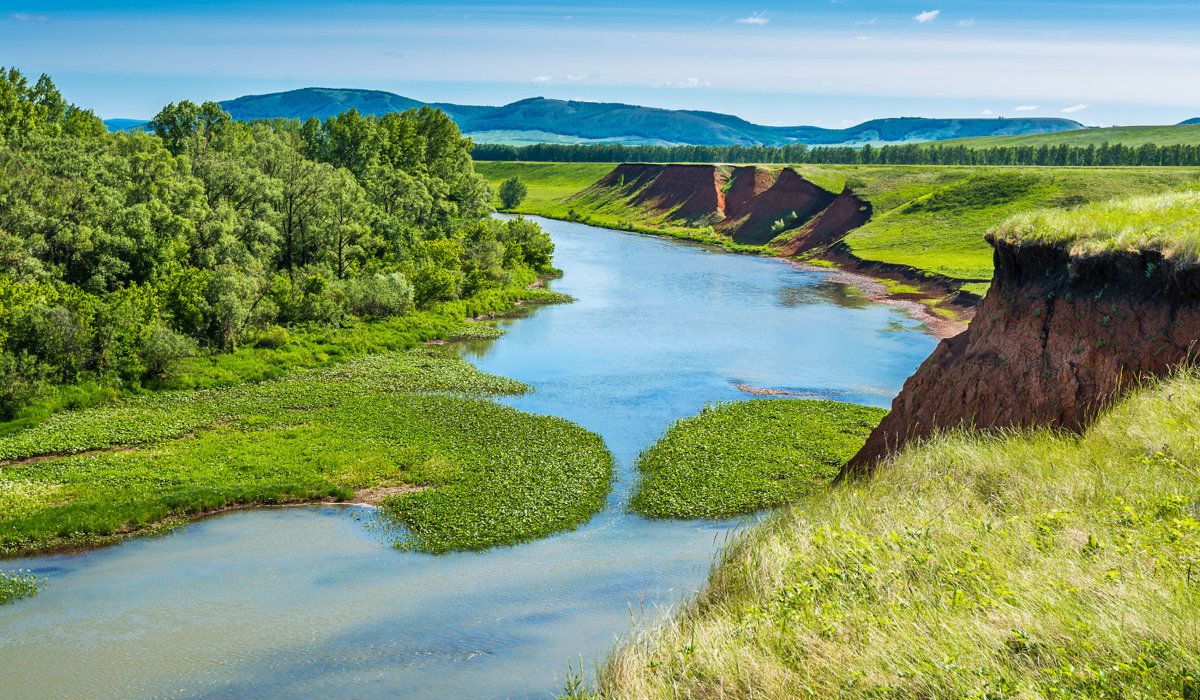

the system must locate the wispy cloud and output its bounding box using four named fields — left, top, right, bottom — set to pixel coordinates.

left=958, top=18, right=976, bottom=27
left=982, top=109, right=994, bottom=115
left=735, top=11, right=769, bottom=25
left=1060, top=103, right=1089, bottom=113
left=657, top=77, right=711, bottom=89
left=856, top=36, right=872, bottom=41
left=10, top=13, right=49, bottom=22
left=914, top=10, right=940, bottom=23
left=531, top=76, right=552, bottom=85
left=565, top=73, right=587, bottom=81
left=854, top=17, right=878, bottom=26
left=1014, top=105, right=1039, bottom=111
